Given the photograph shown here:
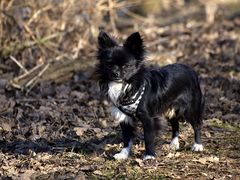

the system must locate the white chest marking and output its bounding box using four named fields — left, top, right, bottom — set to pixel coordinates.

left=108, top=82, right=124, bottom=104
left=108, top=82, right=132, bottom=125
